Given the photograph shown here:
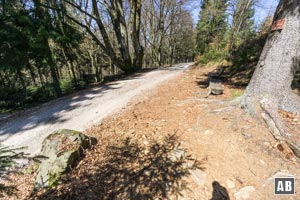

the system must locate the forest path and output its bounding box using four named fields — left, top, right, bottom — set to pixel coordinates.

left=0, top=63, right=193, bottom=155
left=5, top=64, right=300, bottom=200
